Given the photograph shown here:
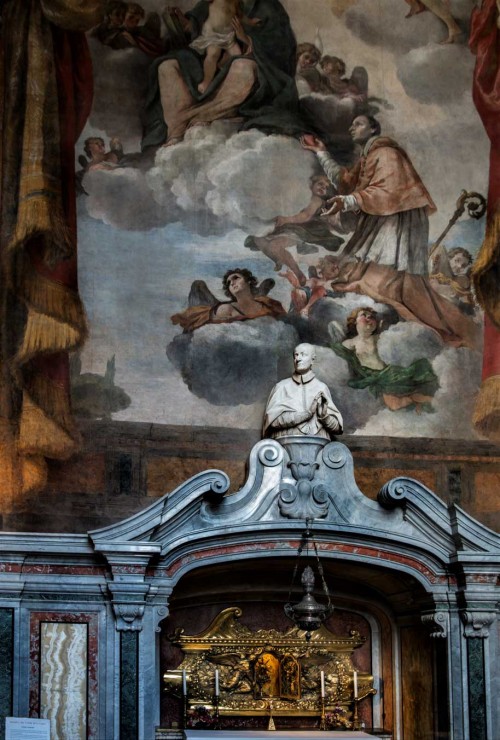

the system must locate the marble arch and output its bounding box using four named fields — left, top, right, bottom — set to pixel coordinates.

left=0, top=436, right=499, bottom=739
